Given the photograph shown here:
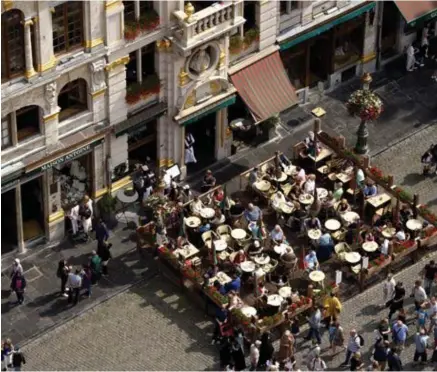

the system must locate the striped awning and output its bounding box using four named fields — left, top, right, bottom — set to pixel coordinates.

left=394, top=1, right=437, bottom=26
left=229, top=51, right=298, bottom=123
